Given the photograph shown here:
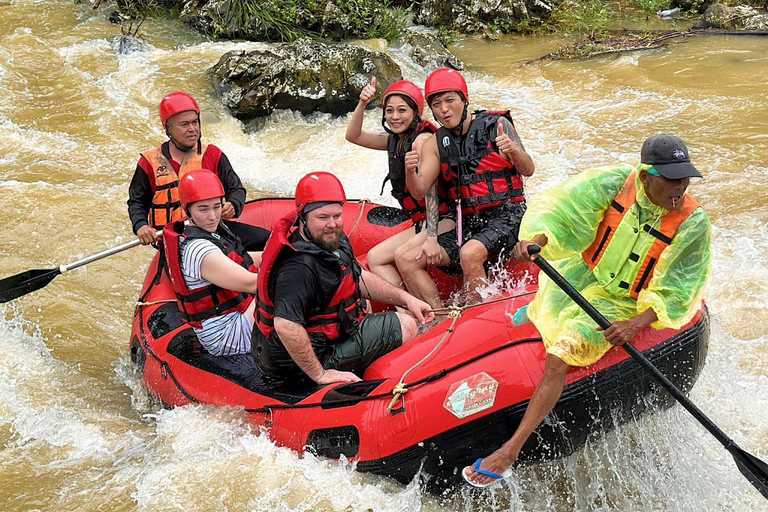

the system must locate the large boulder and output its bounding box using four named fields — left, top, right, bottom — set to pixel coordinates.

left=391, top=29, right=464, bottom=72
left=209, top=37, right=402, bottom=120
left=694, top=4, right=768, bottom=29
left=415, top=0, right=555, bottom=33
